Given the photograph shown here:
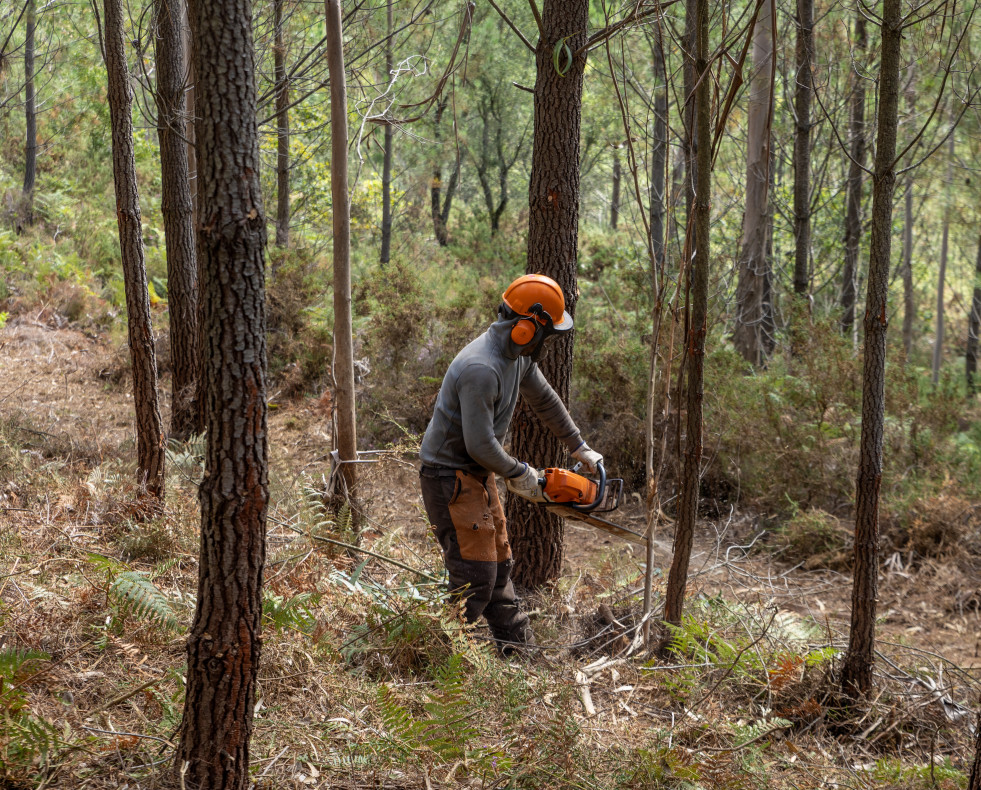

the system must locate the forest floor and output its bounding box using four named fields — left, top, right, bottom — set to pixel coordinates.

left=1, top=315, right=980, bottom=789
